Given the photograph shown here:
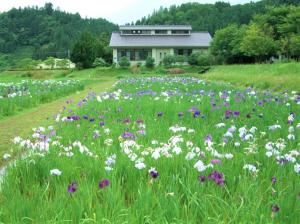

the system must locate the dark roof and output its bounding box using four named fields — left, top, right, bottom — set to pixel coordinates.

left=119, top=25, right=192, bottom=30
left=109, top=32, right=212, bottom=48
